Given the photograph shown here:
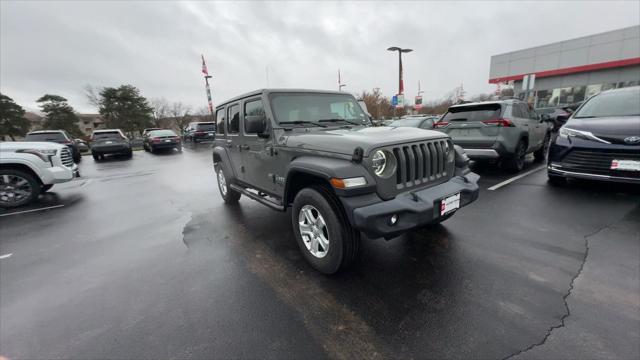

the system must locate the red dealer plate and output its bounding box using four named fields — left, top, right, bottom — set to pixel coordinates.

left=440, top=193, right=460, bottom=216
left=611, top=160, right=640, bottom=172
